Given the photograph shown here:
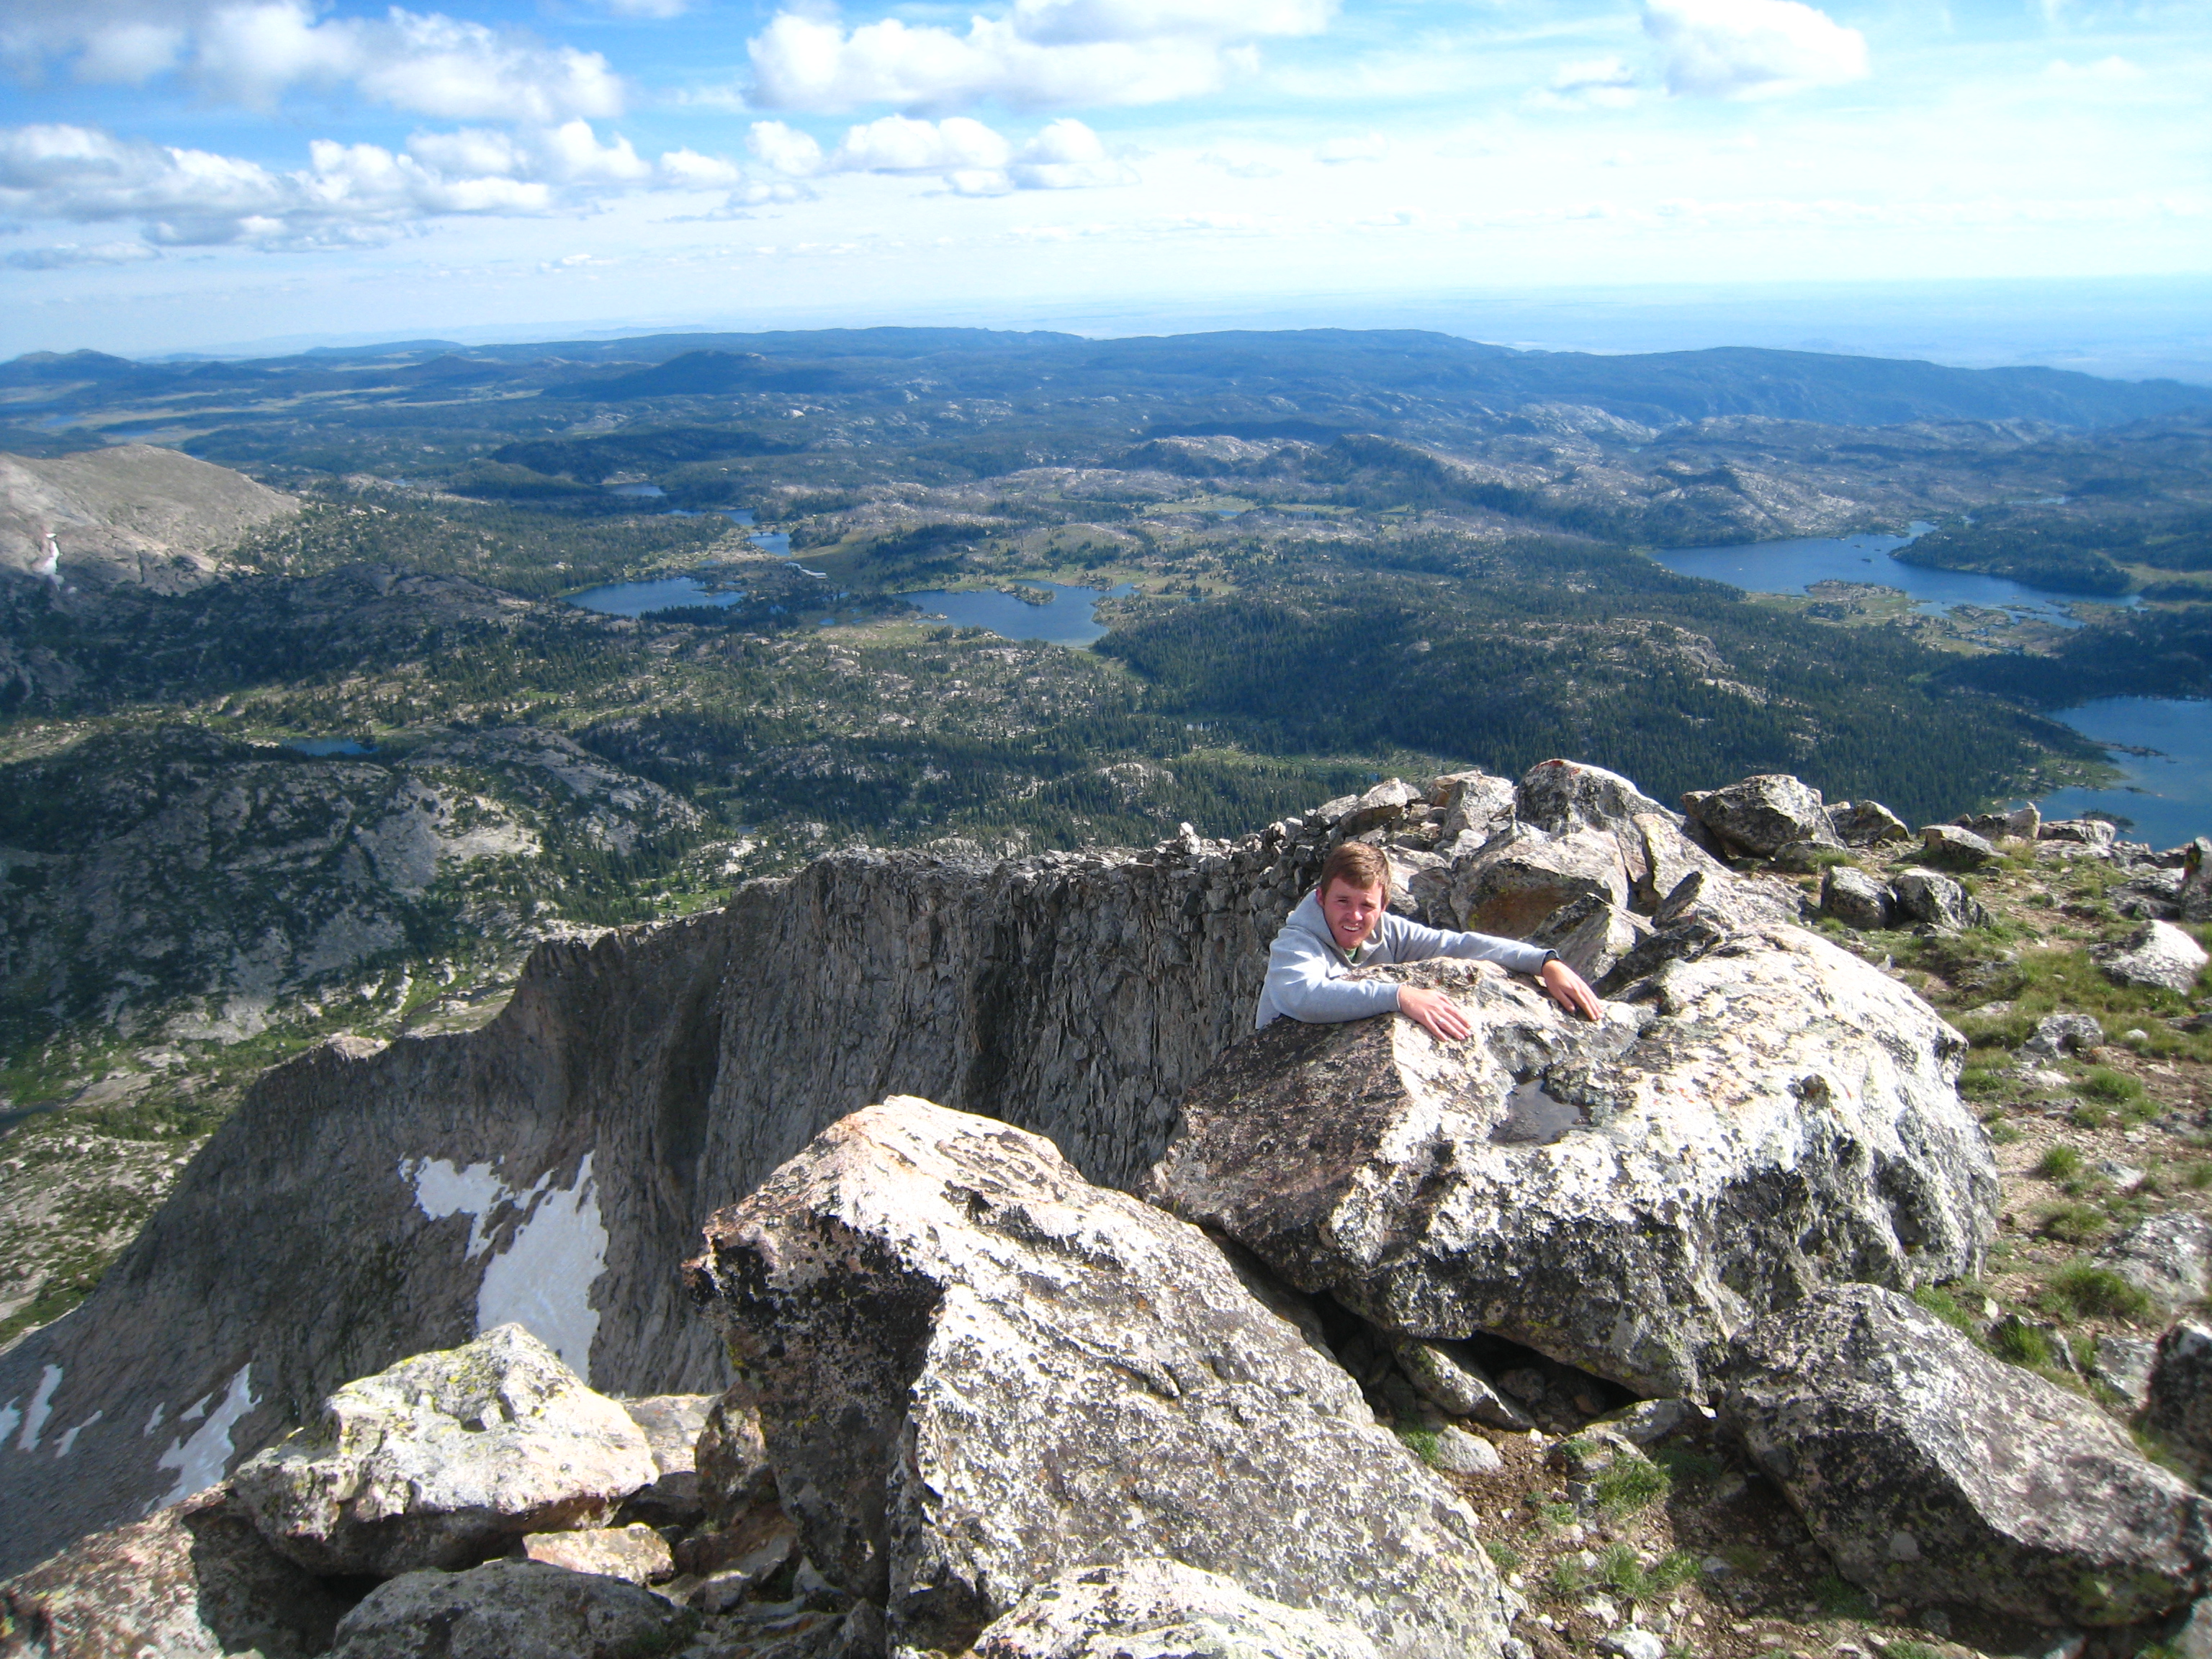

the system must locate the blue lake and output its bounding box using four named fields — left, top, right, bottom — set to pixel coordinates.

left=1645, top=528, right=2138, bottom=628
left=2037, top=698, right=2212, bottom=848
left=567, top=575, right=746, bottom=616
left=287, top=738, right=375, bottom=755
left=902, top=583, right=1136, bottom=647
